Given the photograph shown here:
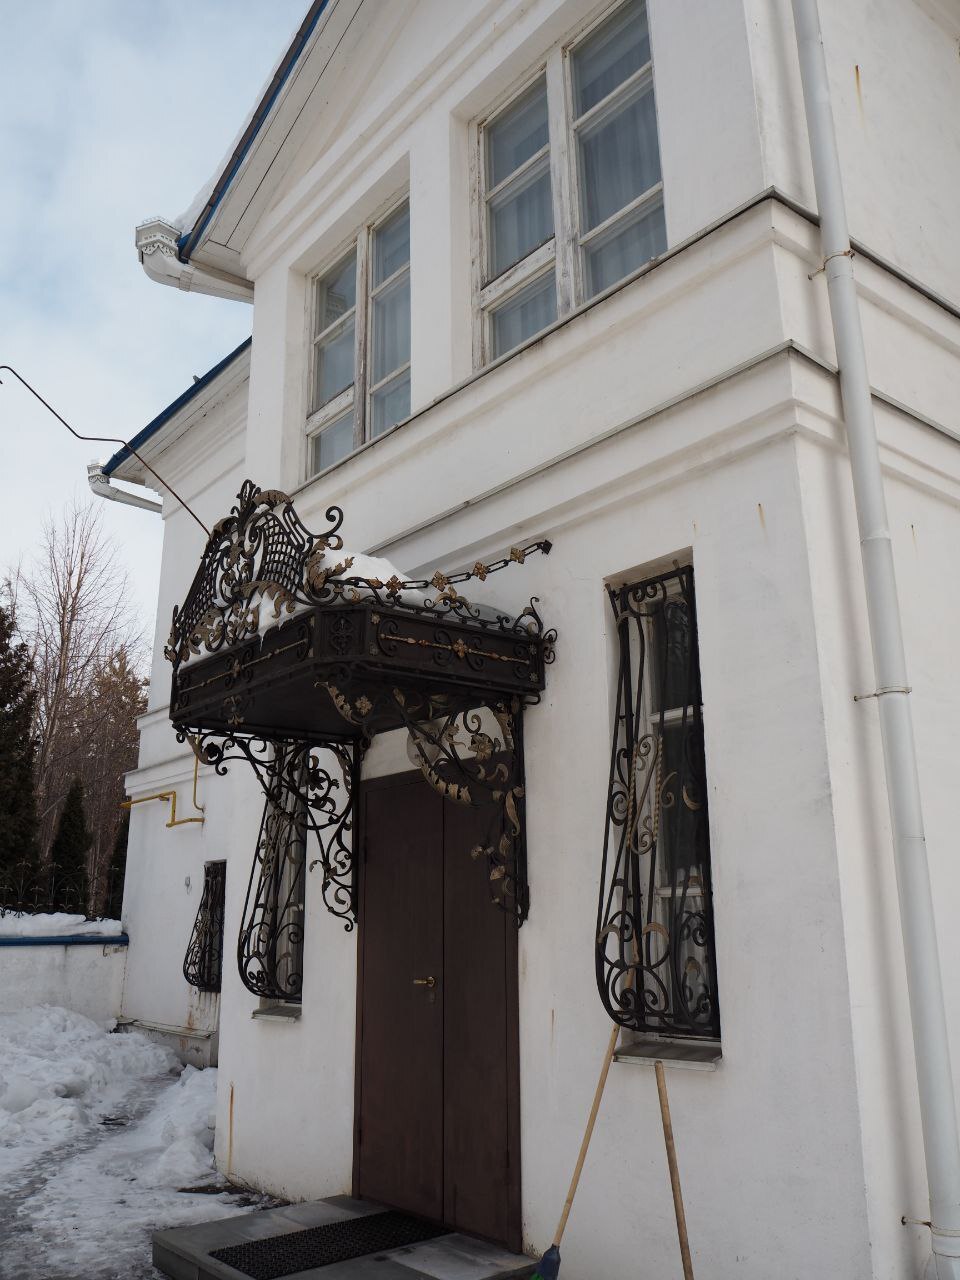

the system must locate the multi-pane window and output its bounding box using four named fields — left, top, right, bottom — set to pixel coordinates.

left=480, top=79, right=559, bottom=359
left=571, top=0, right=665, bottom=297
left=596, top=566, right=720, bottom=1042
left=475, top=0, right=665, bottom=362
left=307, top=201, right=411, bottom=476
left=369, top=205, right=412, bottom=437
